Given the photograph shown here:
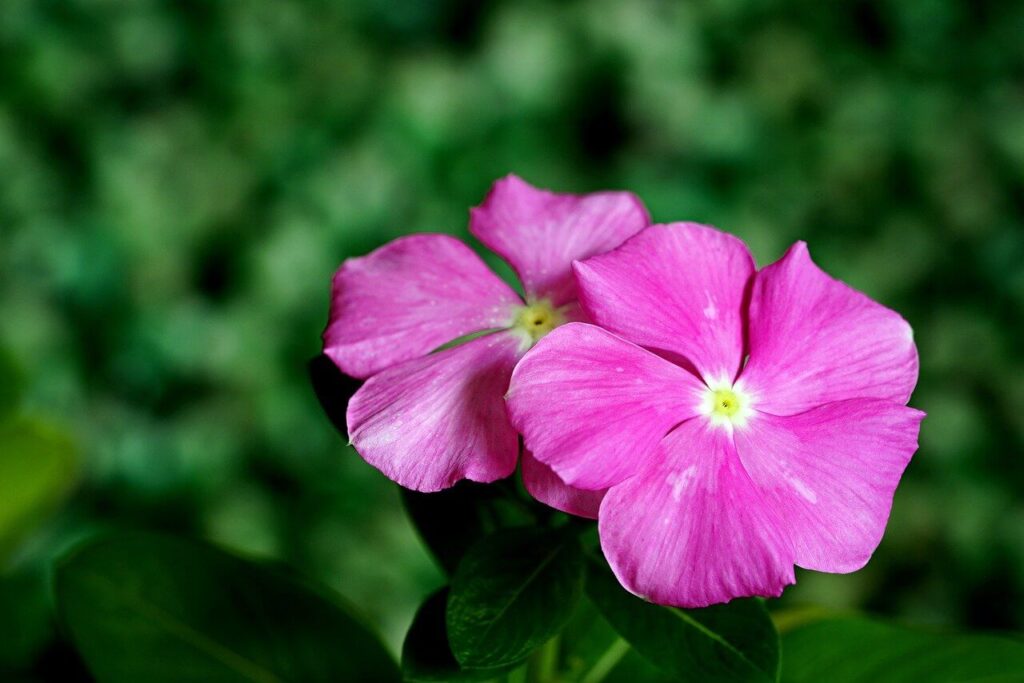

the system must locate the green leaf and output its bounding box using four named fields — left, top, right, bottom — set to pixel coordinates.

left=781, top=616, right=1024, bottom=683
left=560, top=595, right=676, bottom=683
left=402, top=587, right=519, bottom=682
left=586, top=558, right=779, bottom=683
left=55, top=532, right=401, bottom=683
left=401, top=484, right=496, bottom=576
left=447, top=527, right=584, bottom=669
left=401, top=481, right=533, bottom=576
left=0, top=417, right=77, bottom=558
